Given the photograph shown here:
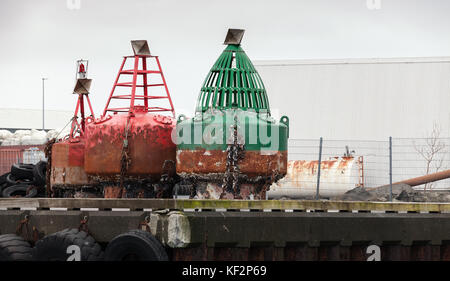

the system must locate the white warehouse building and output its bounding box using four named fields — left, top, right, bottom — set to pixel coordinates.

left=255, top=57, right=450, bottom=193
left=254, top=57, right=450, bottom=140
